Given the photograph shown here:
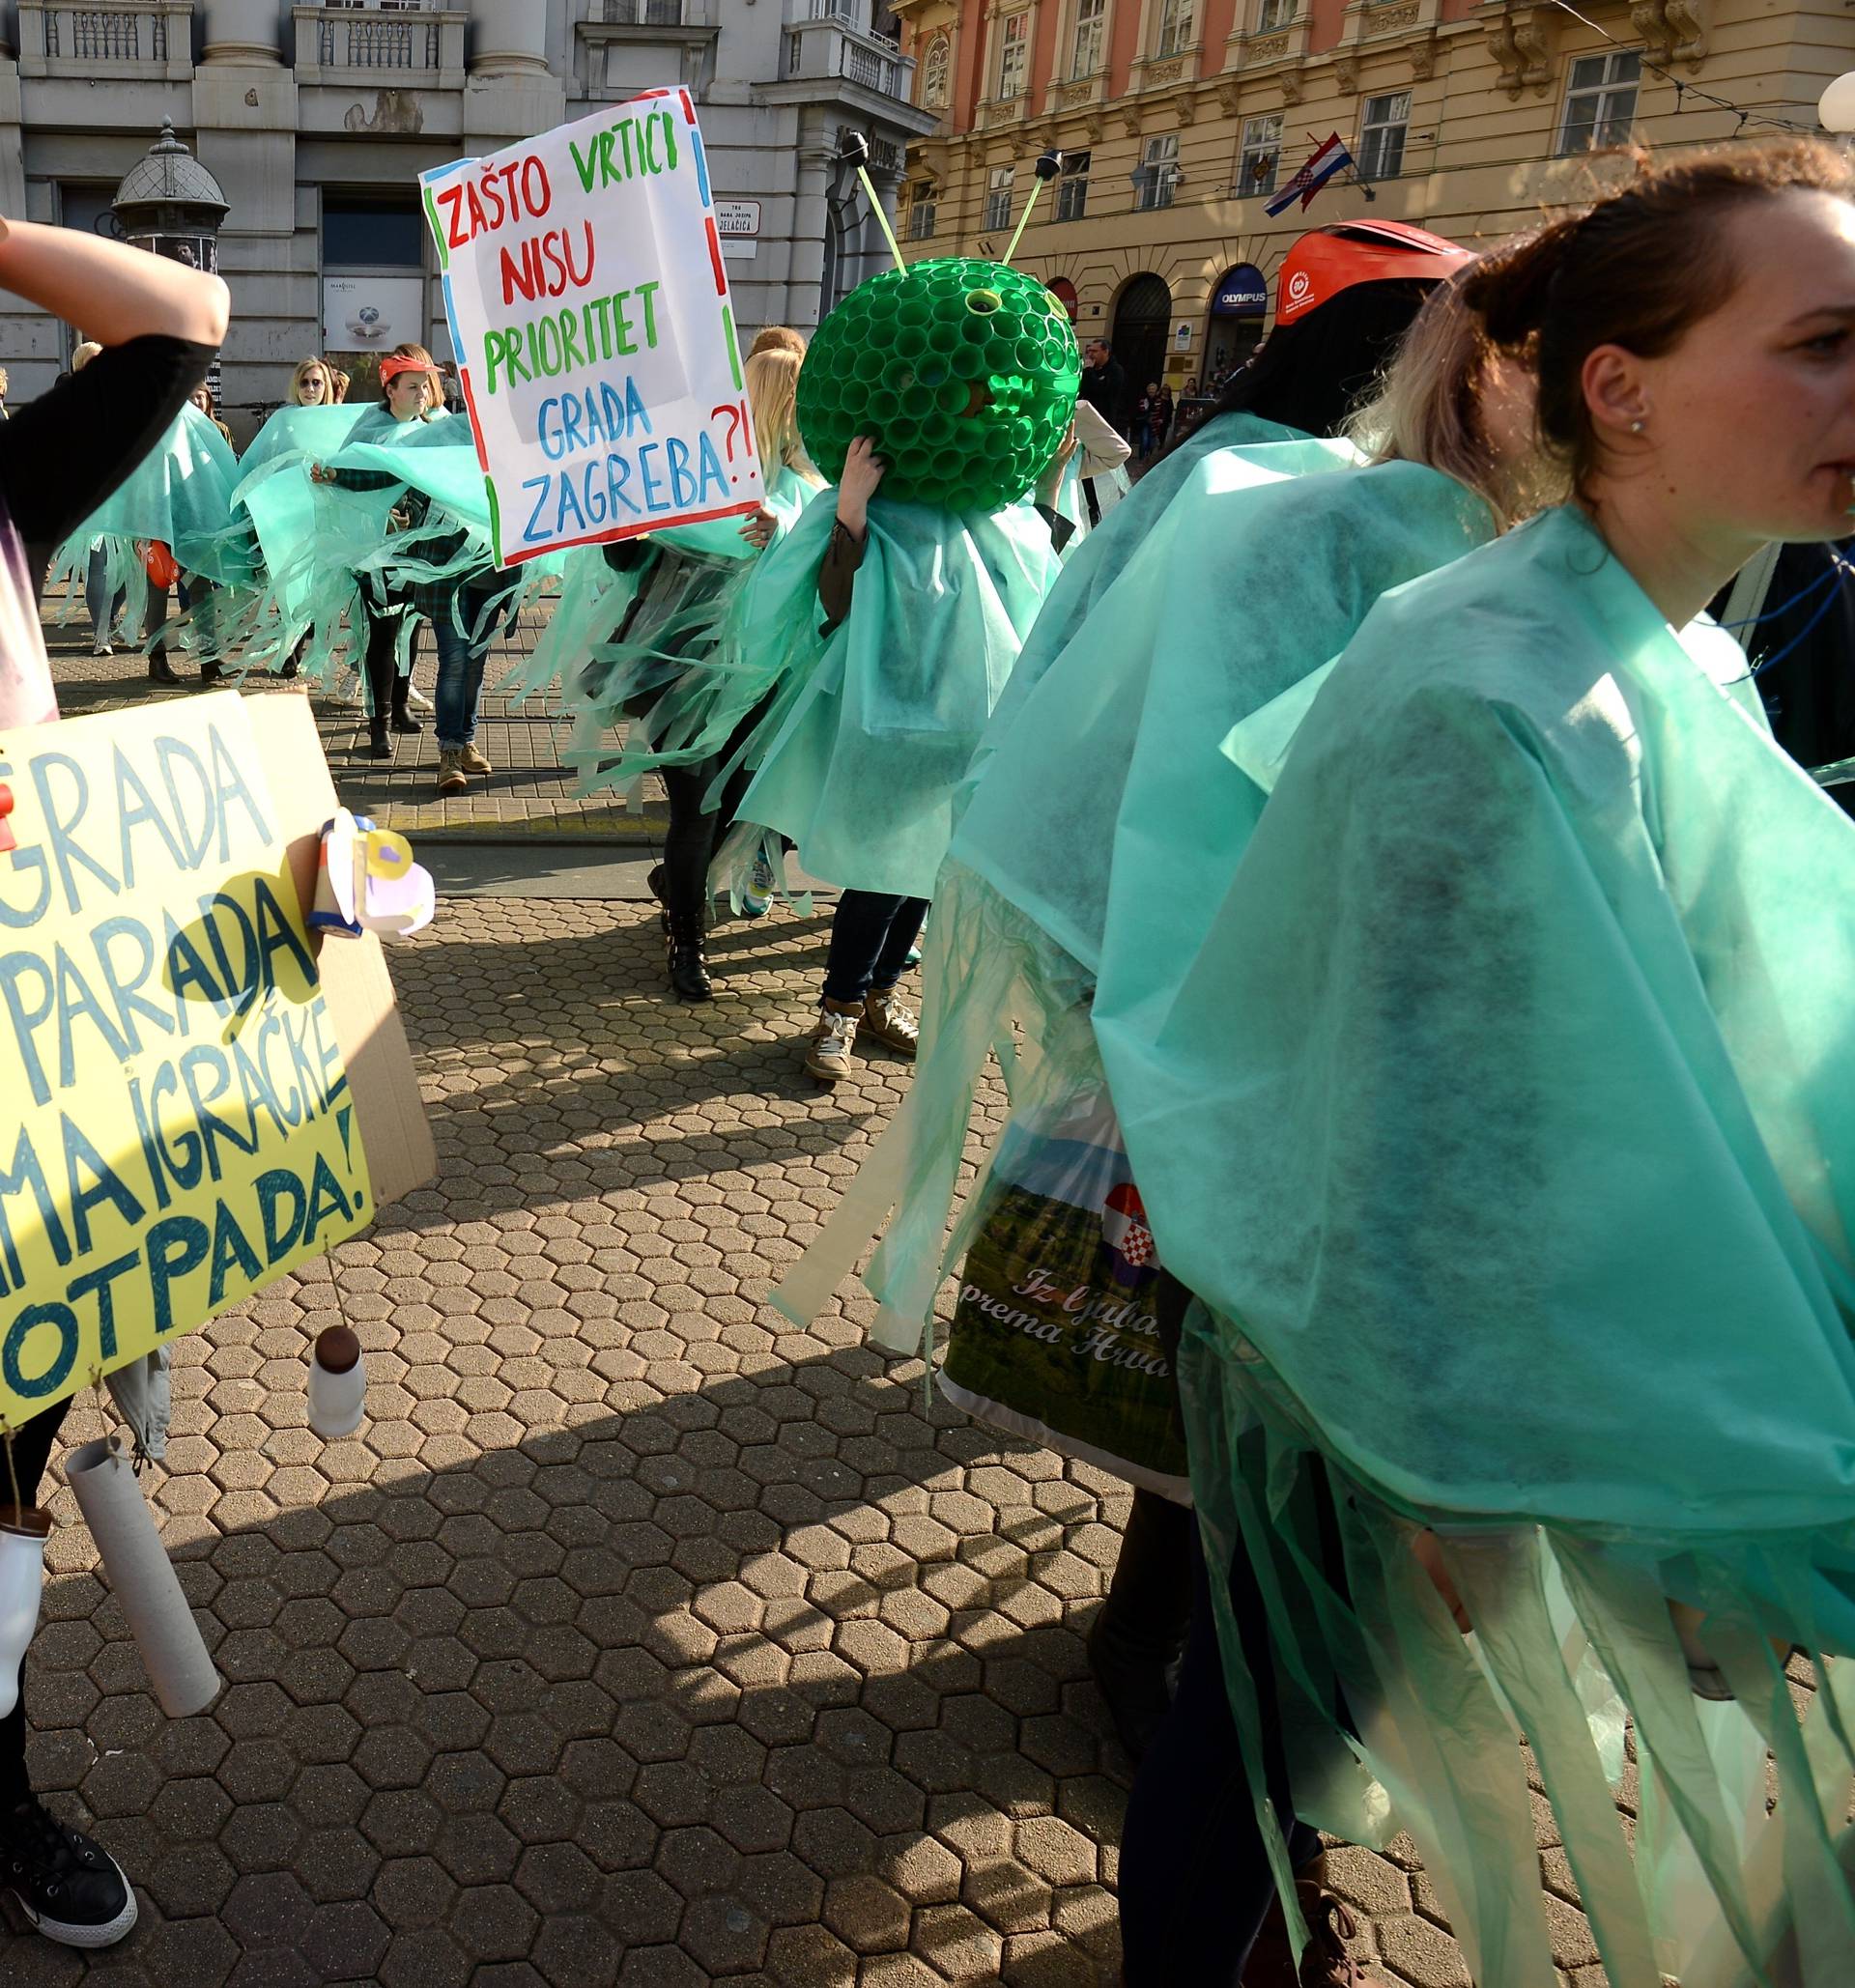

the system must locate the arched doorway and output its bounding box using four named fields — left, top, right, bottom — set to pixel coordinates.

left=1207, top=262, right=1268, bottom=381
left=1111, top=272, right=1171, bottom=417
left=1045, top=275, right=1078, bottom=325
